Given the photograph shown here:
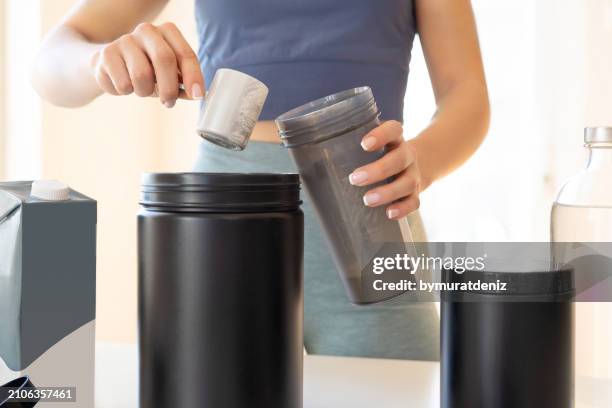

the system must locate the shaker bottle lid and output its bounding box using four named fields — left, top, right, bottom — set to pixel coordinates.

left=140, top=172, right=301, bottom=212
left=196, top=69, right=269, bottom=151
left=276, top=87, right=380, bottom=147
left=30, top=180, right=70, bottom=201
left=585, top=126, right=612, bottom=144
